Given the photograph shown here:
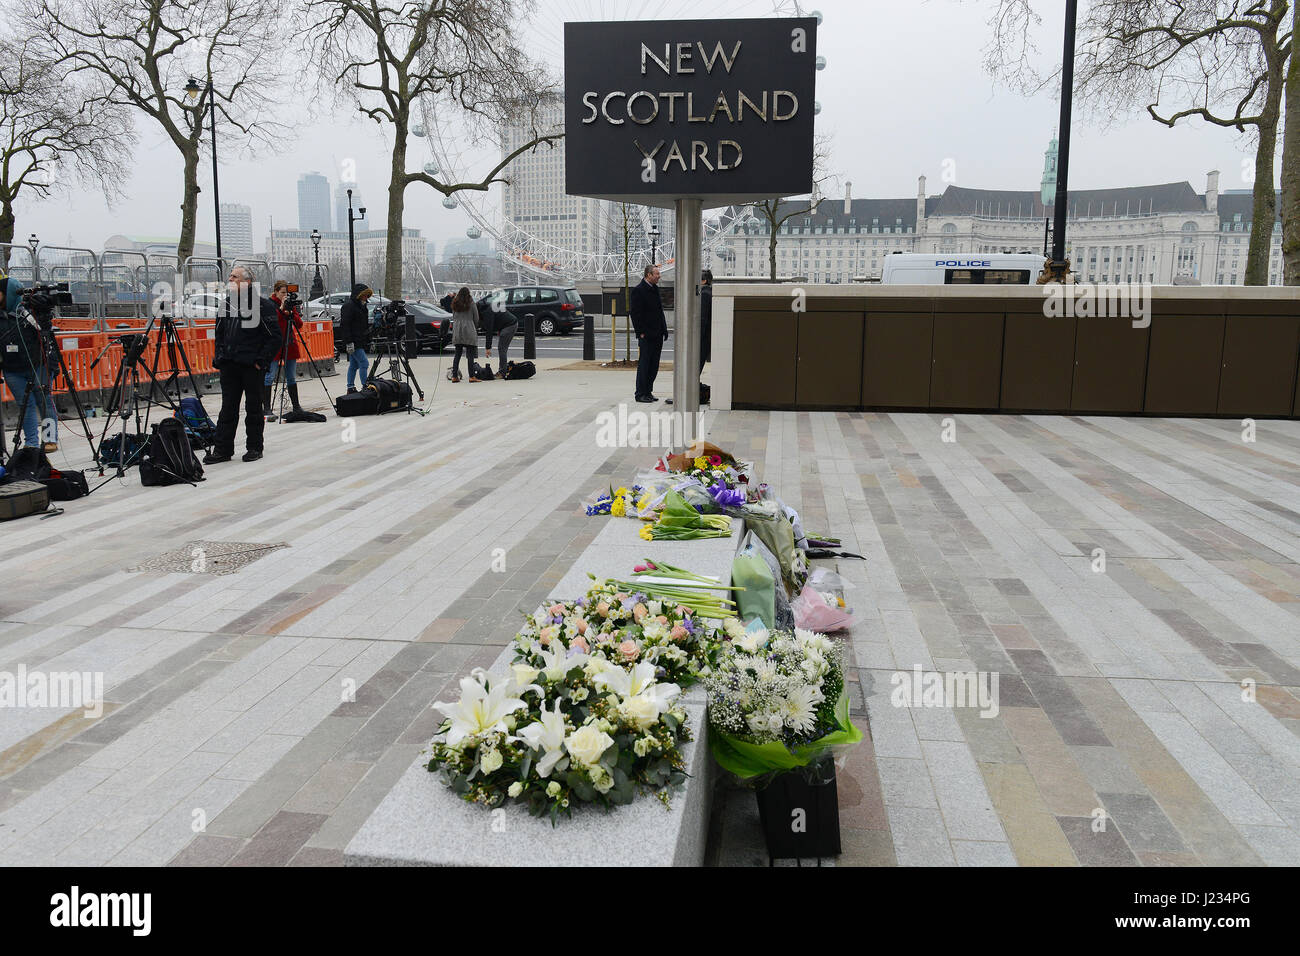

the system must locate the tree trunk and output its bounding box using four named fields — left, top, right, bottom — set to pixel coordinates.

left=1282, top=0, right=1300, bottom=285
left=384, top=123, right=408, bottom=297
left=176, top=143, right=201, bottom=266
left=0, top=199, right=14, bottom=271
left=1244, top=63, right=1283, bottom=286
left=768, top=221, right=777, bottom=282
